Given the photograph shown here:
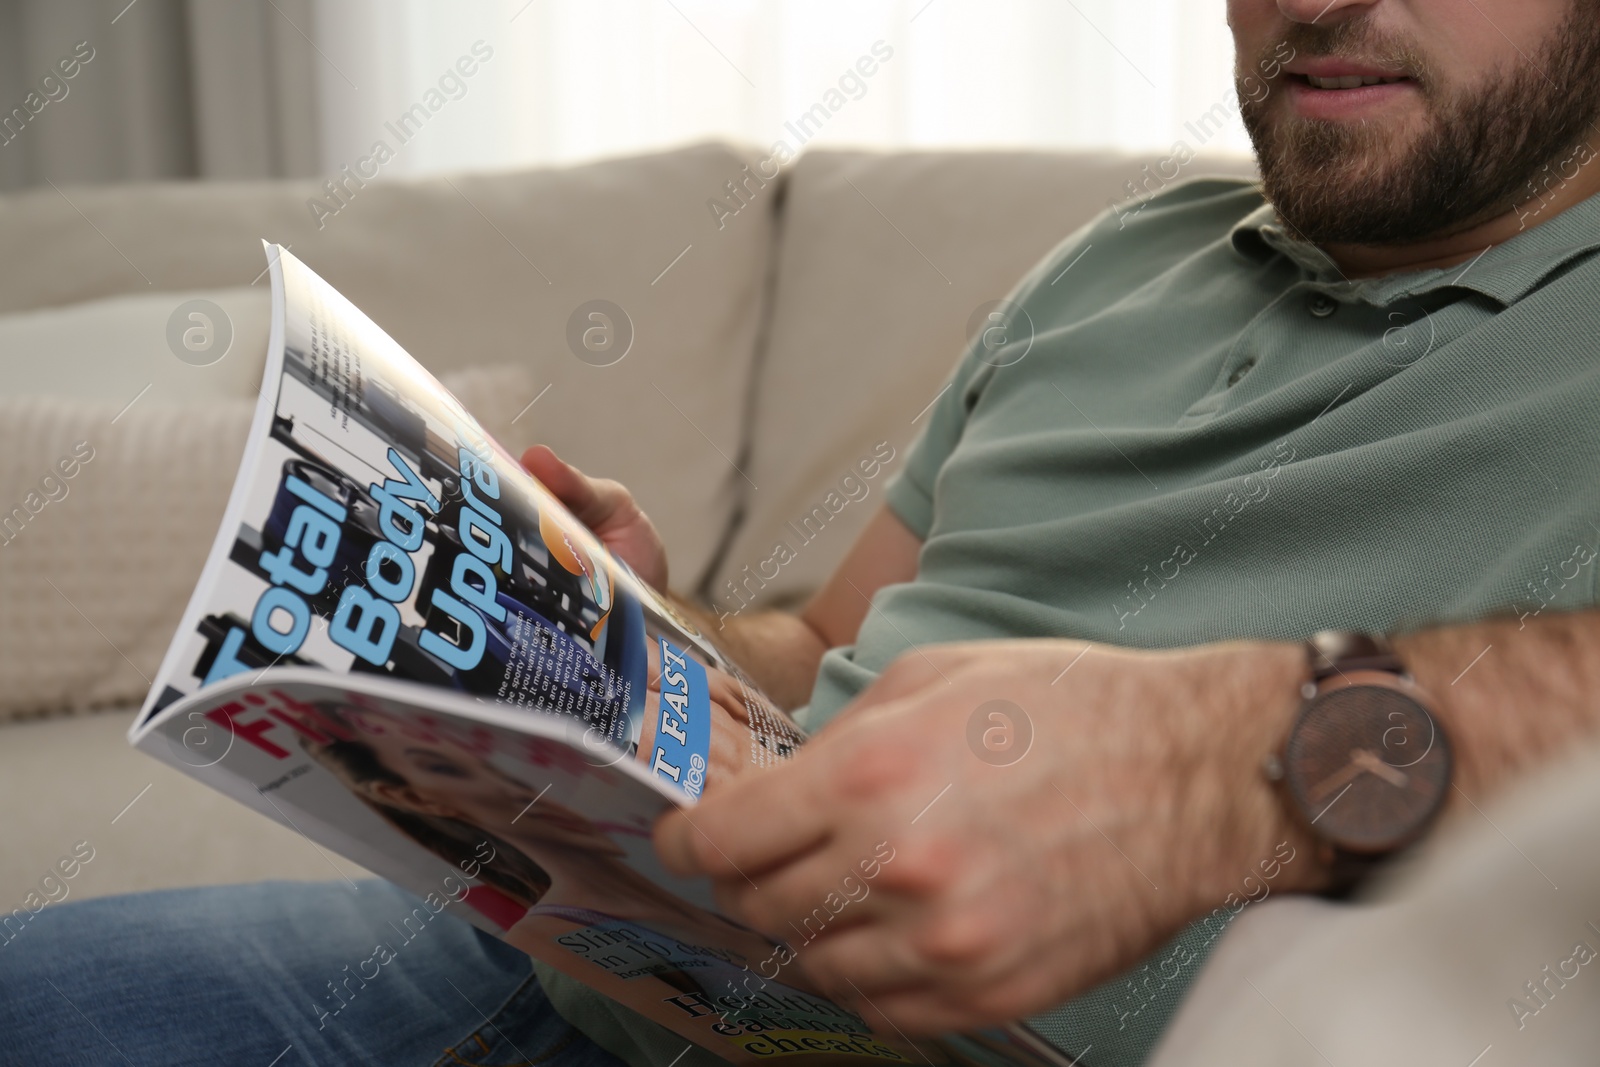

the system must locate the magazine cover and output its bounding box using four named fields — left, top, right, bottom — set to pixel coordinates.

left=129, top=244, right=1077, bottom=1067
